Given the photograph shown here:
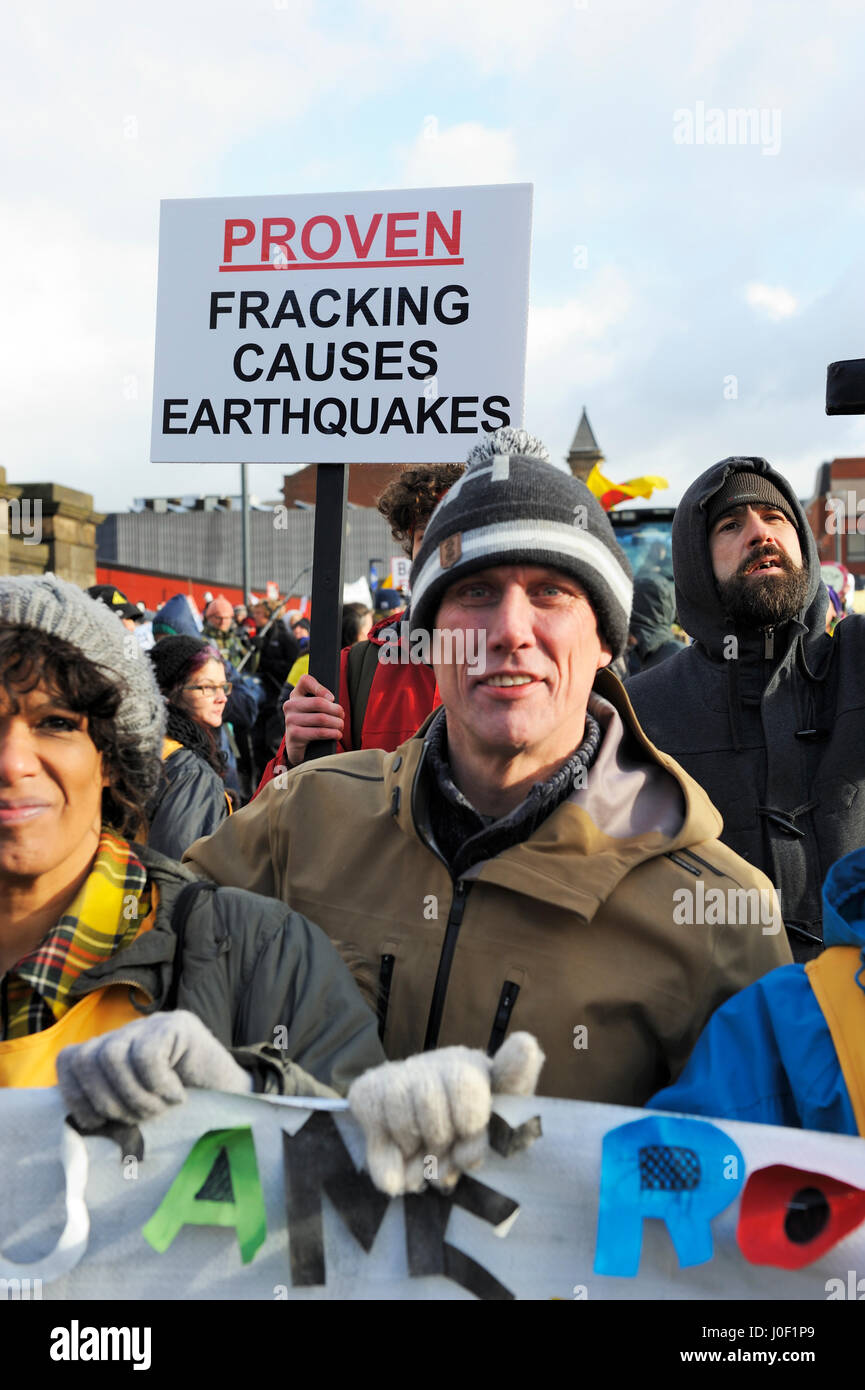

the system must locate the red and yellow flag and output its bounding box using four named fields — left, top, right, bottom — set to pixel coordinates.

left=585, top=465, right=668, bottom=511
